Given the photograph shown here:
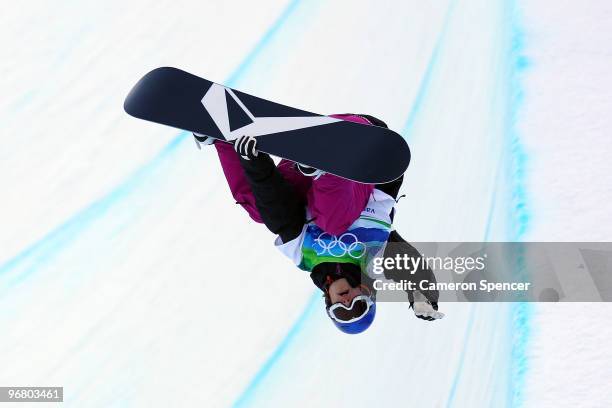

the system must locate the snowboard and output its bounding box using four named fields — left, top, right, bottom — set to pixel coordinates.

left=124, top=67, right=410, bottom=184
